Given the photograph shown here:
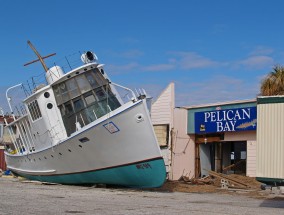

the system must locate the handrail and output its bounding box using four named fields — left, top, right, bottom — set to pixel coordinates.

left=110, top=82, right=137, bottom=101
left=6, top=83, right=23, bottom=120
